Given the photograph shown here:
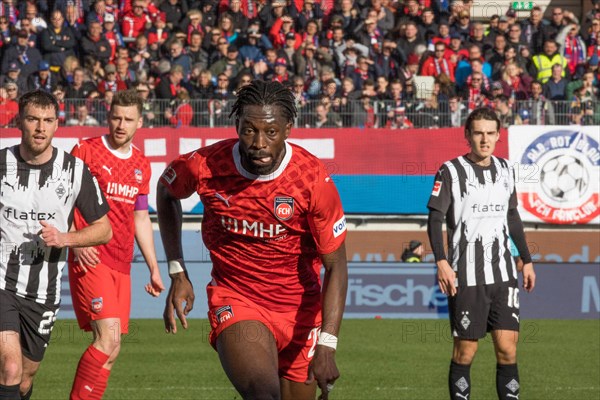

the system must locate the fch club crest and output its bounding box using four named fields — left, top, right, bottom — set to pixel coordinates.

left=274, top=196, right=294, bottom=221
